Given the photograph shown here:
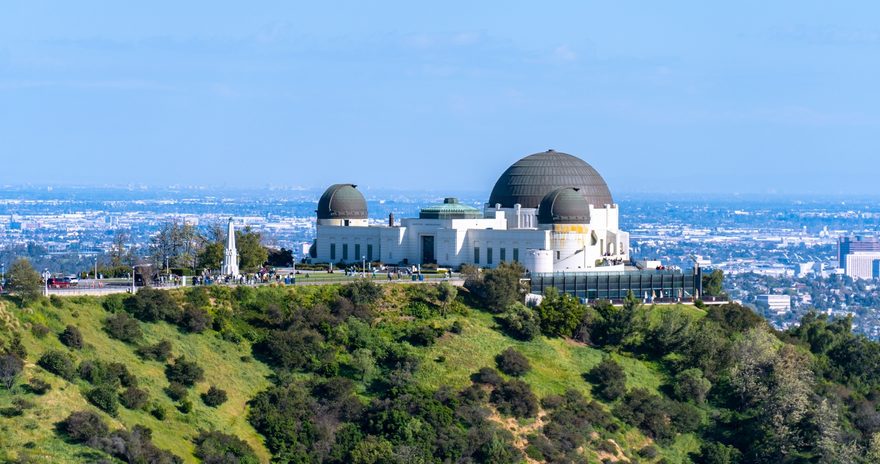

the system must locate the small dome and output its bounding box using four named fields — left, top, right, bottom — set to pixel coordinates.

left=317, top=184, right=368, bottom=220
left=538, top=187, right=591, bottom=224
left=488, top=150, right=613, bottom=209
left=419, top=197, right=482, bottom=220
